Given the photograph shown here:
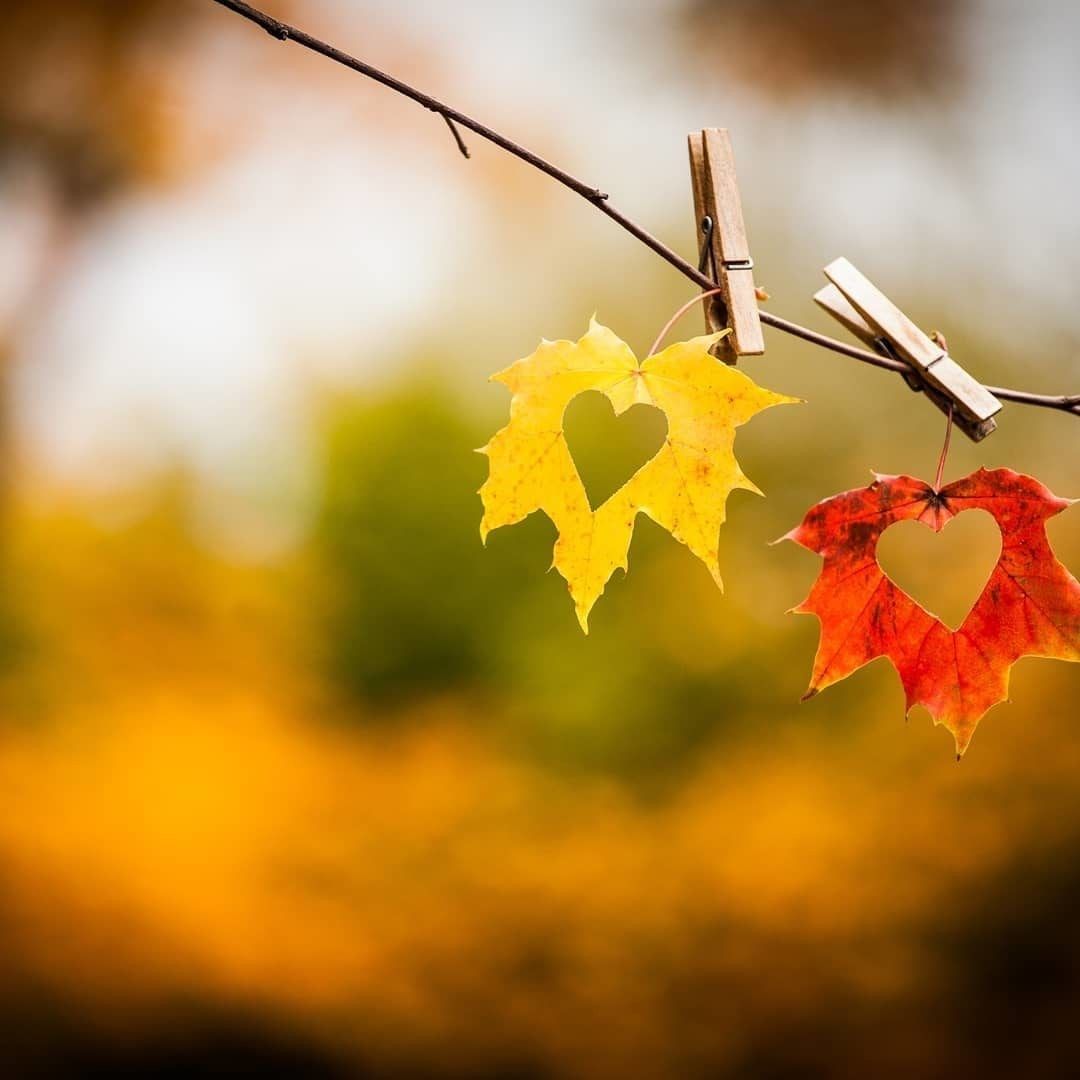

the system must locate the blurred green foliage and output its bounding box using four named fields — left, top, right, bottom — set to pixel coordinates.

left=312, top=379, right=778, bottom=783
left=315, top=385, right=510, bottom=702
